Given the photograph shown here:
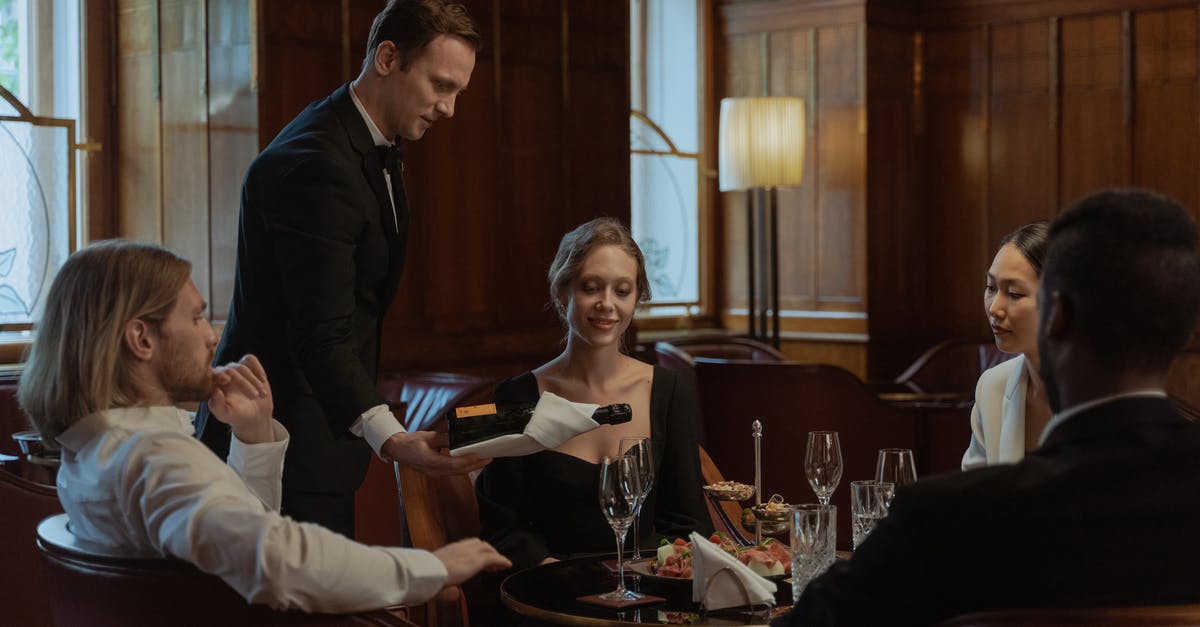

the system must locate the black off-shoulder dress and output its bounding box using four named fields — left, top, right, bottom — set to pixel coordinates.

left=475, top=366, right=713, bottom=571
